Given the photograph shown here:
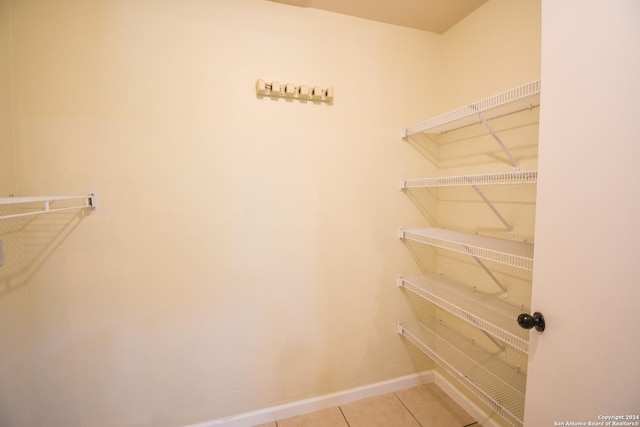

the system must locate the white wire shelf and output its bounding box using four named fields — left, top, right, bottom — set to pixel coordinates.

left=401, top=170, right=537, bottom=189
left=397, top=320, right=526, bottom=427
left=398, top=275, right=529, bottom=353
left=401, top=80, right=540, bottom=137
left=0, top=194, right=97, bottom=221
left=400, top=228, right=534, bottom=271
